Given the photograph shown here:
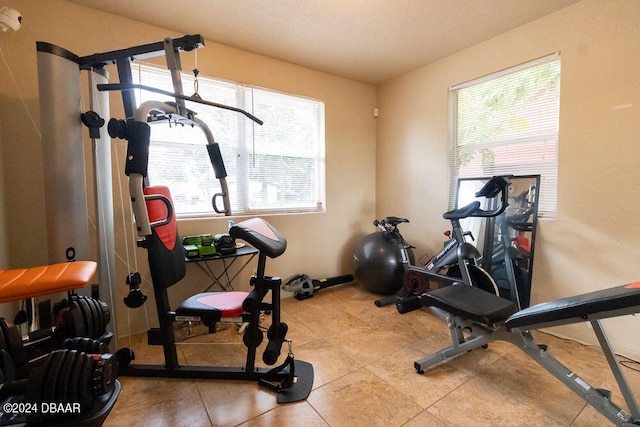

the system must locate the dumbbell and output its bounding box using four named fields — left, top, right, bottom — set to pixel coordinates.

left=0, top=297, right=113, bottom=380
left=0, top=319, right=27, bottom=378
left=54, top=295, right=112, bottom=343
left=23, top=349, right=118, bottom=425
